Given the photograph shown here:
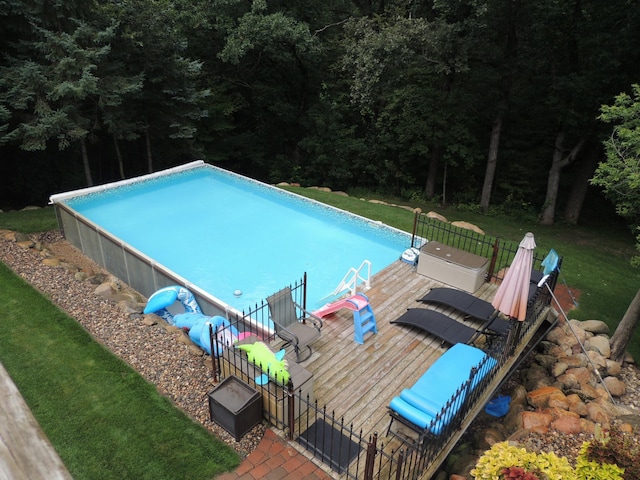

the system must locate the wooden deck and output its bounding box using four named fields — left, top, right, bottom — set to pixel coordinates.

left=0, top=362, right=73, bottom=480
left=293, top=261, right=500, bottom=442
left=274, top=259, right=553, bottom=479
